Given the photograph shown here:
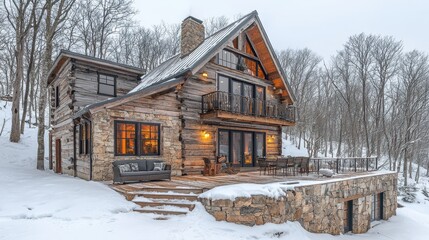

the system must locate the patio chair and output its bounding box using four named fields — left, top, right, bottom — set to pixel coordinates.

left=276, top=158, right=289, bottom=176
left=296, top=157, right=310, bottom=175
left=257, top=158, right=276, bottom=176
